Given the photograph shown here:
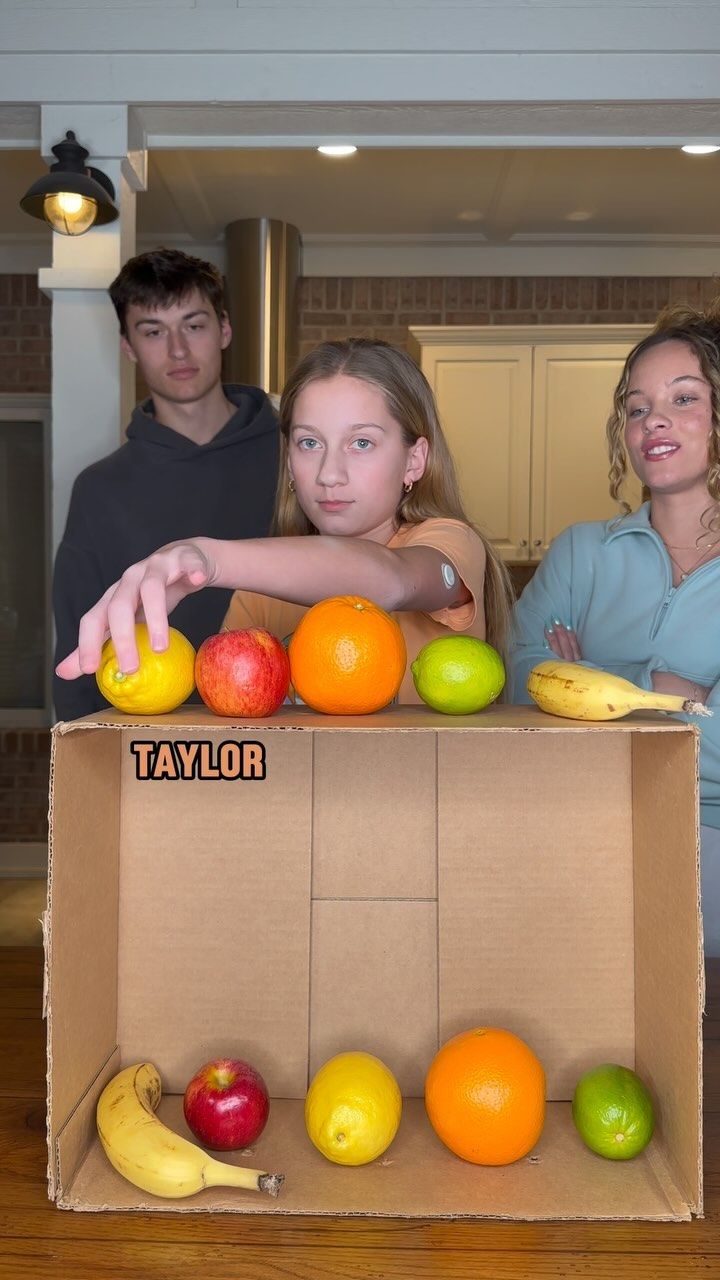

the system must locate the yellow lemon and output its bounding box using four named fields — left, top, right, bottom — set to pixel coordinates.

left=305, top=1051, right=402, bottom=1166
left=411, top=635, right=505, bottom=715
left=96, top=623, right=196, bottom=715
